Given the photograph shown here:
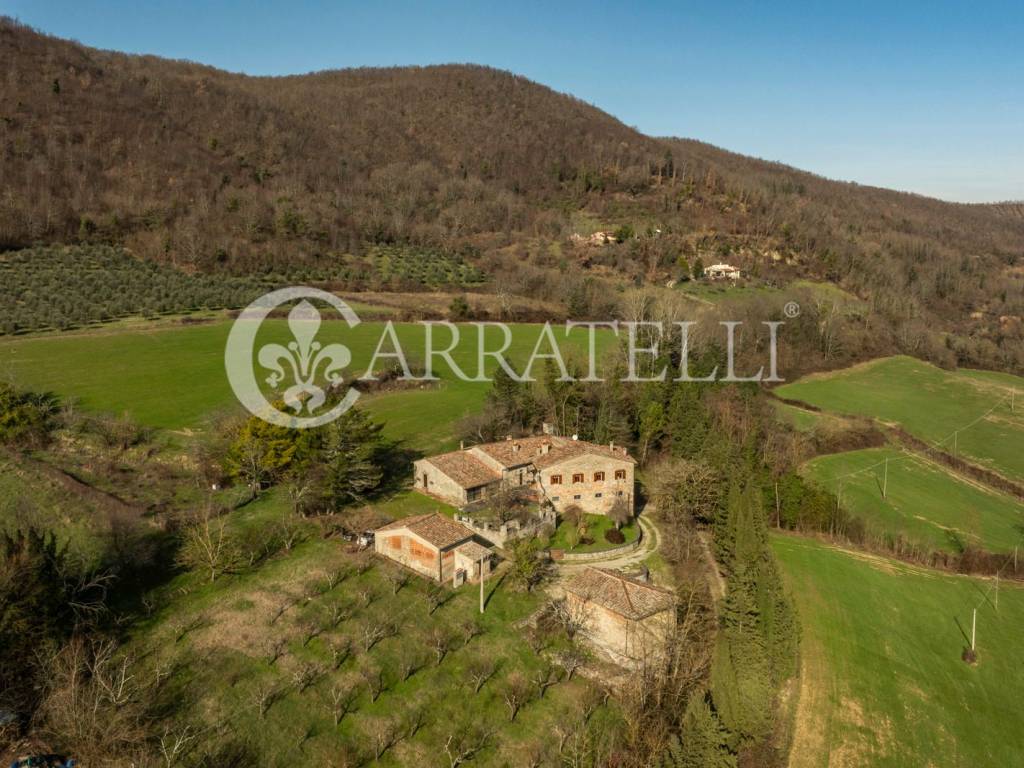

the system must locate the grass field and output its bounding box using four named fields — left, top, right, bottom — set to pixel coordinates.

left=774, top=534, right=1024, bottom=768
left=777, top=356, right=1024, bottom=483
left=803, top=447, right=1024, bottom=553
left=0, top=320, right=615, bottom=454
